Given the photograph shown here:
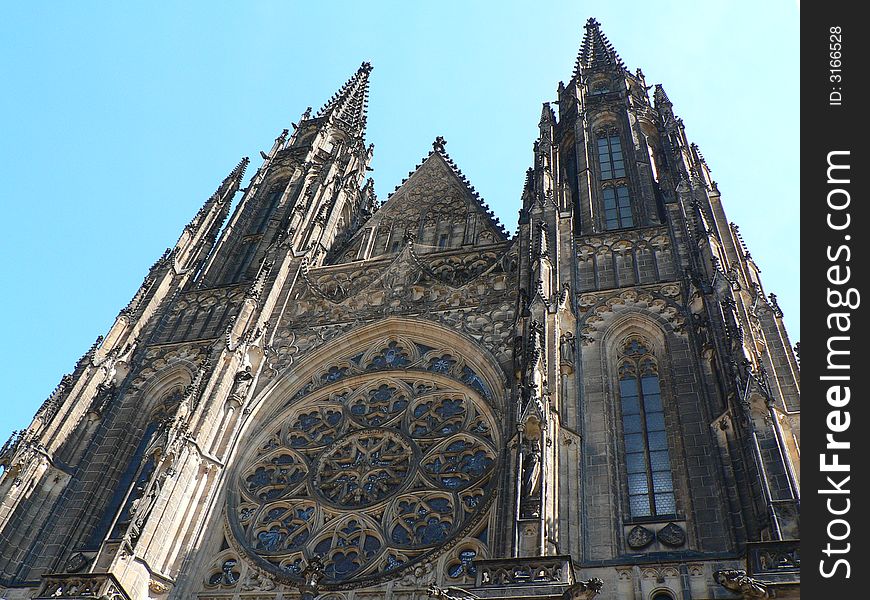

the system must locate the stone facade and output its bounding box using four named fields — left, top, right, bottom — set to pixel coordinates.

left=0, top=18, right=799, bottom=600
